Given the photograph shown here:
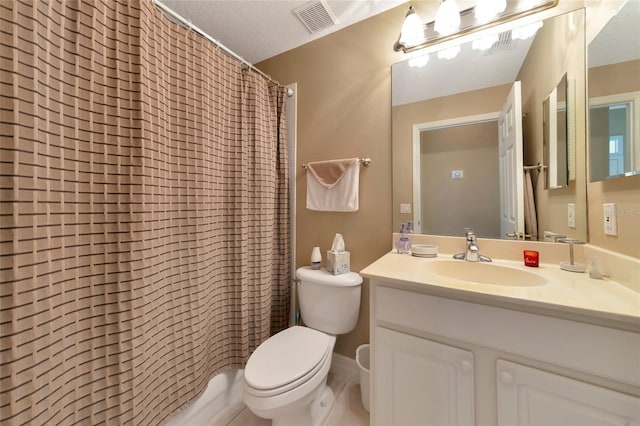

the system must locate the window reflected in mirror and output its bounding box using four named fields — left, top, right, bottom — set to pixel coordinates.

left=589, top=93, right=639, bottom=181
